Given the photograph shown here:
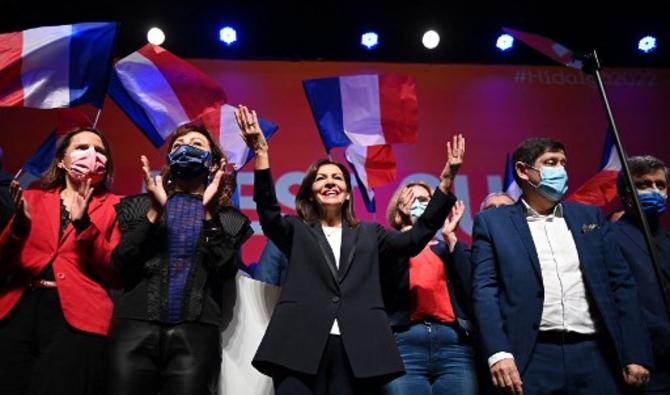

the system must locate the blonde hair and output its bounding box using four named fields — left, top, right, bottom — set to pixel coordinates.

left=386, top=181, right=433, bottom=230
